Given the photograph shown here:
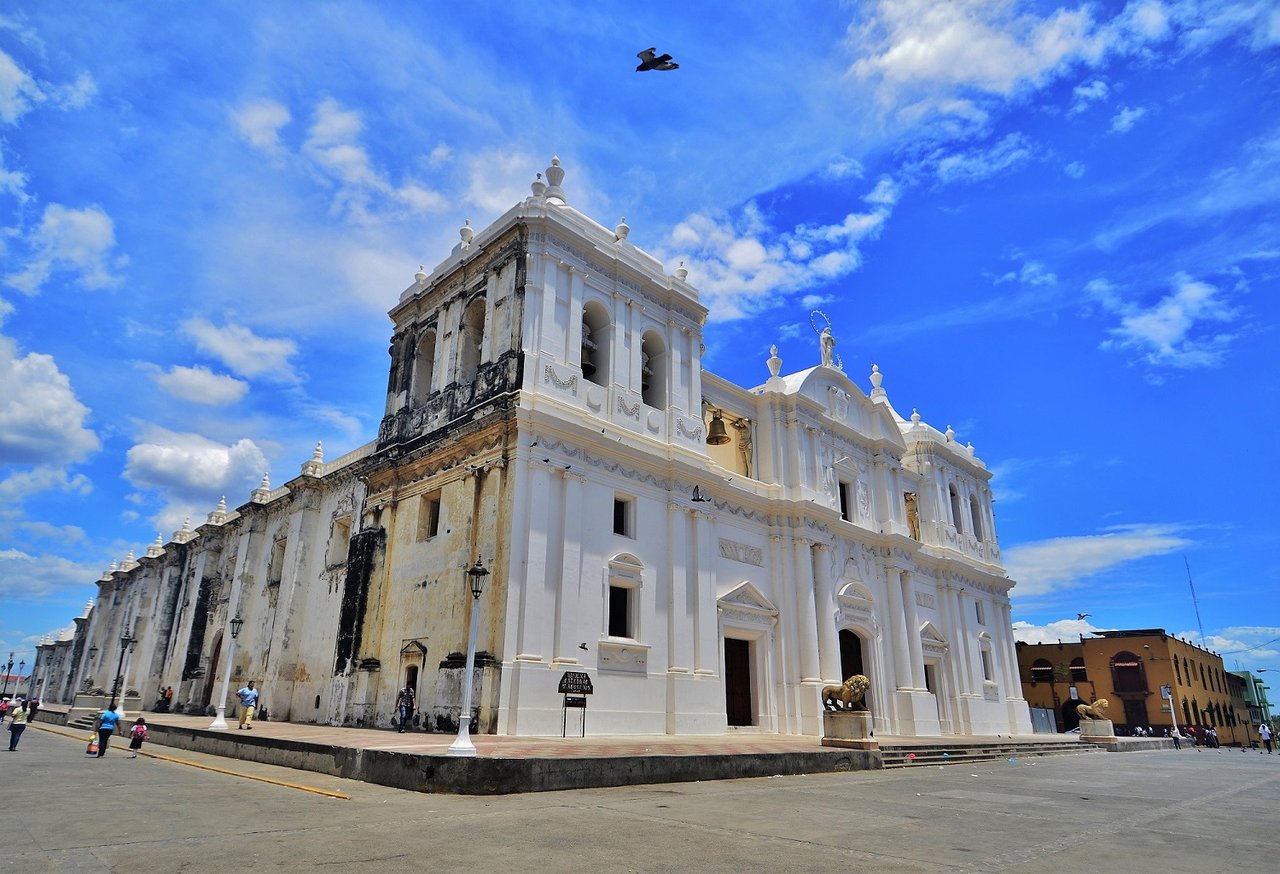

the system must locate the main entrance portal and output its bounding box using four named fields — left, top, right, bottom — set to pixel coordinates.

left=724, top=638, right=753, bottom=726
